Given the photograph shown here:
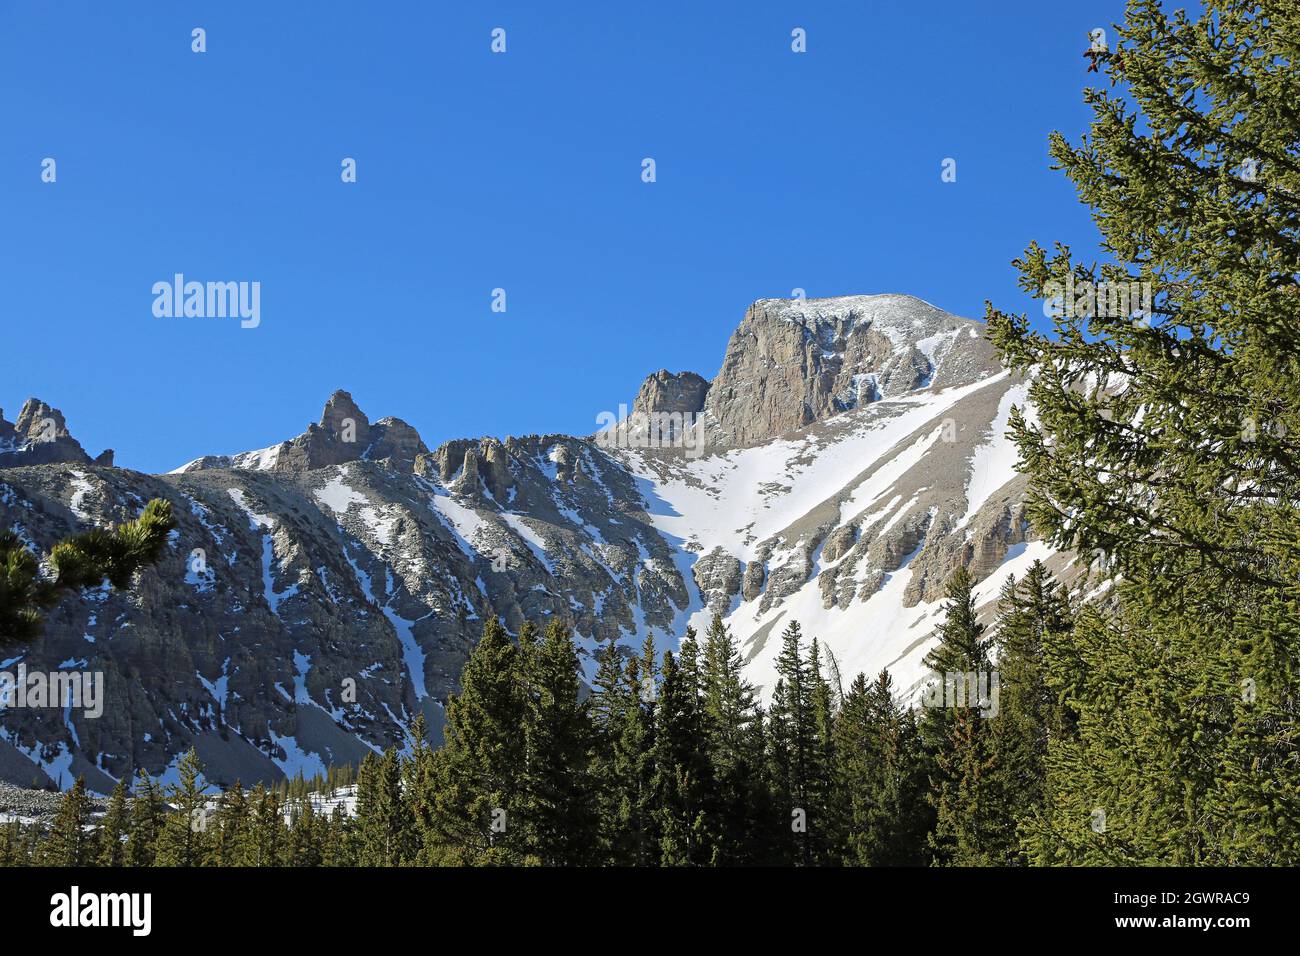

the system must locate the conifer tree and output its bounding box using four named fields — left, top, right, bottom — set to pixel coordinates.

left=987, top=0, right=1300, bottom=864
left=287, top=800, right=324, bottom=867
left=154, top=749, right=211, bottom=866
left=208, top=781, right=250, bottom=867
left=651, top=650, right=711, bottom=865
left=96, top=776, right=130, bottom=867
left=246, top=784, right=286, bottom=867
left=355, top=747, right=408, bottom=865
left=322, top=806, right=357, bottom=867
left=403, top=713, right=440, bottom=863
left=989, top=562, right=1072, bottom=863
left=699, top=614, right=766, bottom=864
left=40, top=776, right=94, bottom=865
left=806, top=638, right=840, bottom=863
left=517, top=618, right=598, bottom=865
left=590, top=642, right=656, bottom=864
left=920, top=567, right=1000, bottom=865
left=125, top=770, right=164, bottom=867
left=0, top=498, right=175, bottom=646
left=424, top=617, right=526, bottom=864
left=768, top=620, right=831, bottom=864
left=836, top=671, right=896, bottom=865
left=833, top=669, right=934, bottom=866
left=0, top=821, right=27, bottom=867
